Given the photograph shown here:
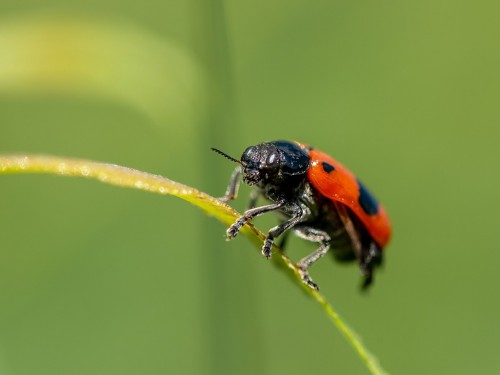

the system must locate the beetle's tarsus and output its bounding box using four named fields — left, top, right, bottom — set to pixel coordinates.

left=218, top=196, right=232, bottom=204
left=227, top=217, right=247, bottom=239
left=297, top=267, right=320, bottom=291
left=262, top=238, right=273, bottom=259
